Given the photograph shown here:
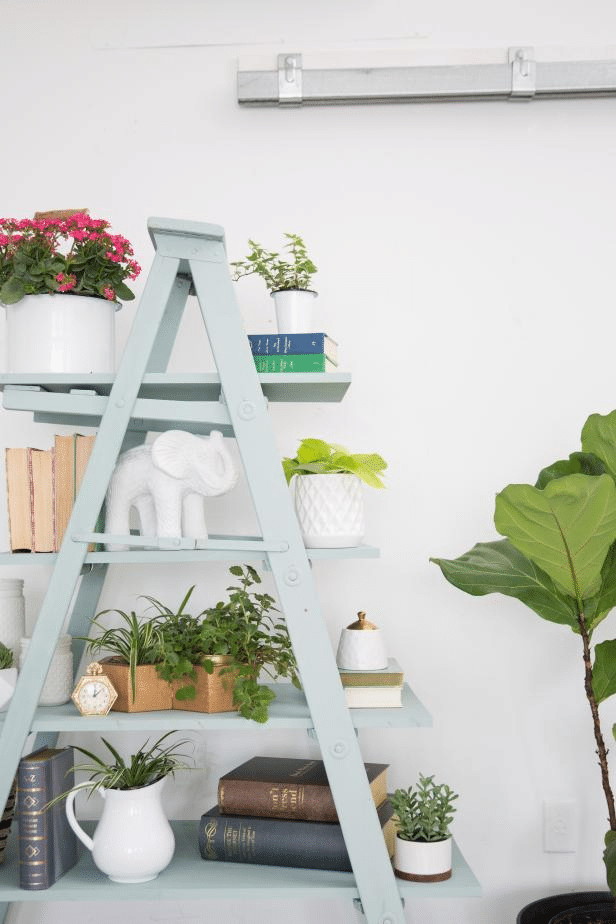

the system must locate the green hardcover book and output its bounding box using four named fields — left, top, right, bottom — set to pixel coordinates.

left=253, top=353, right=337, bottom=373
